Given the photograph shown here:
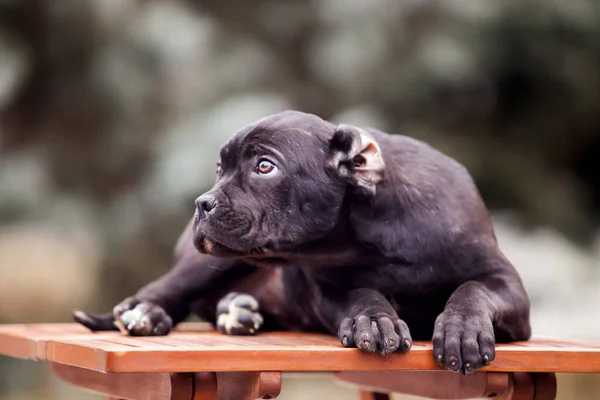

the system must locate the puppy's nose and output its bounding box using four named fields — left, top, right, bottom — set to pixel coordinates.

left=195, top=195, right=217, bottom=218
